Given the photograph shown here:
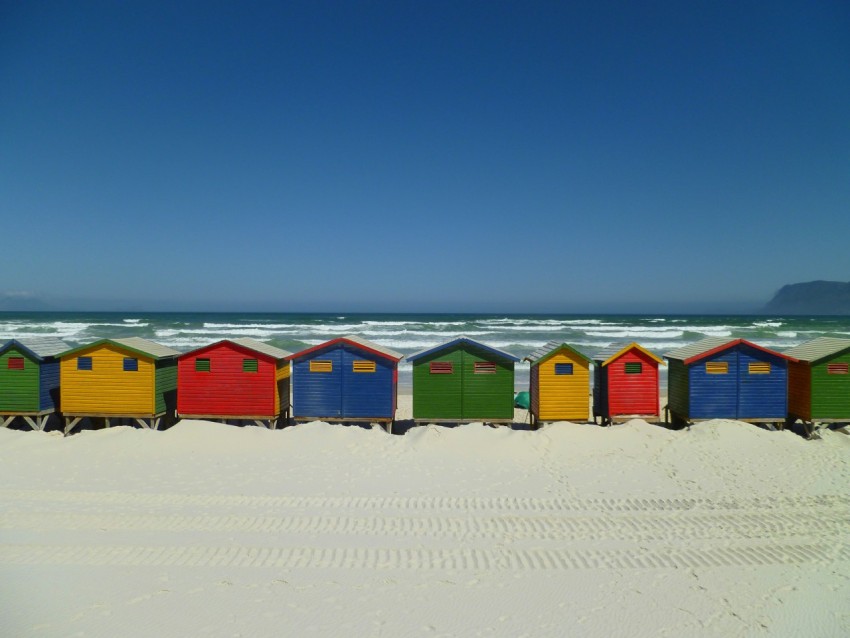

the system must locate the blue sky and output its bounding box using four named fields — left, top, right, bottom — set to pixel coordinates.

left=2, top=1, right=848, bottom=312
